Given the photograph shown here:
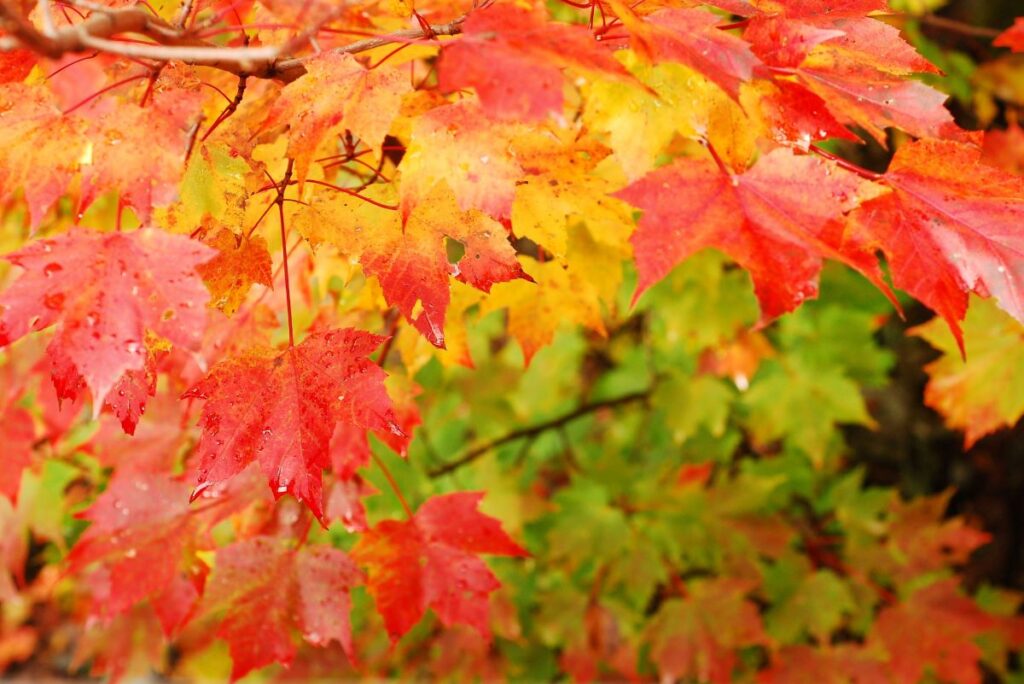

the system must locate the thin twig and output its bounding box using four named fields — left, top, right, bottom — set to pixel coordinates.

left=428, top=390, right=651, bottom=478
left=371, top=451, right=413, bottom=519
left=0, top=0, right=465, bottom=82
left=917, top=13, right=1001, bottom=40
